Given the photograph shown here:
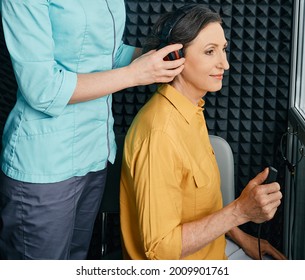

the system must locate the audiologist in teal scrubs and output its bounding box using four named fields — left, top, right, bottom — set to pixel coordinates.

left=0, top=0, right=185, bottom=259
